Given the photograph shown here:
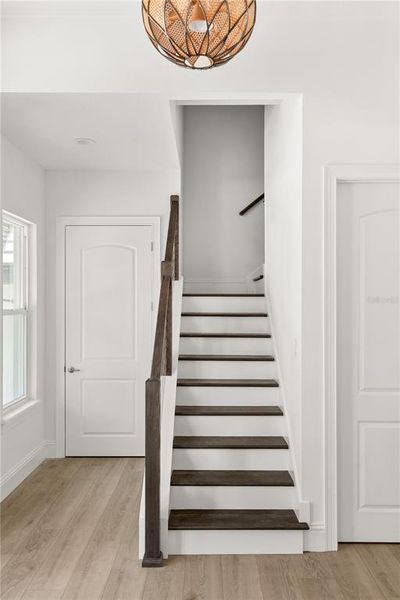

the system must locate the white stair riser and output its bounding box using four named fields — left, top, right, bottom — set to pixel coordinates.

left=176, top=386, right=281, bottom=406
left=168, top=530, right=303, bottom=555
left=180, top=336, right=273, bottom=355
left=174, top=415, right=286, bottom=436
left=181, top=316, right=270, bottom=334
left=172, top=448, right=290, bottom=470
left=183, top=283, right=256, bottom=294
left=170, top=485, right=296, bottom=510
left=178, top=360, right=277, bottom=379
left=182, top=297, right=265, bottom=312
